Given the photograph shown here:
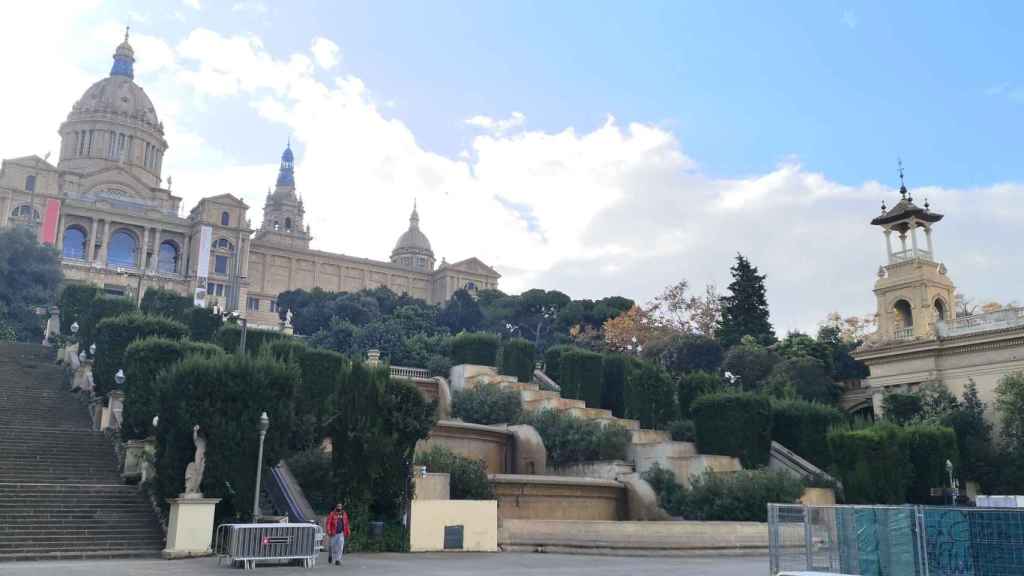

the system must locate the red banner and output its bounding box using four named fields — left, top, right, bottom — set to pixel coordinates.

left=38, top=199, right=61, bottom=246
